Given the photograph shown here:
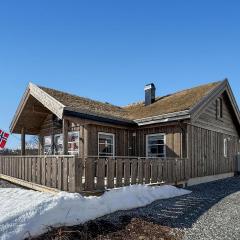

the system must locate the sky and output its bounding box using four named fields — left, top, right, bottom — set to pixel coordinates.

left=0, top=0, right=240, bottom=148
